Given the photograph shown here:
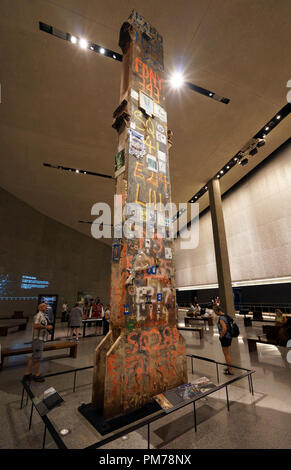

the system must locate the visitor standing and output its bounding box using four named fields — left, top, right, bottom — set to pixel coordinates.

left=103, top=305, right=110, bottom=335
left=68, top=302, right=83, bottom=341
left=61, top=301, right=68, bottom=322
left=23, top=303, right=53, bottom=382
left=214, top=305, right=233, bottom=375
